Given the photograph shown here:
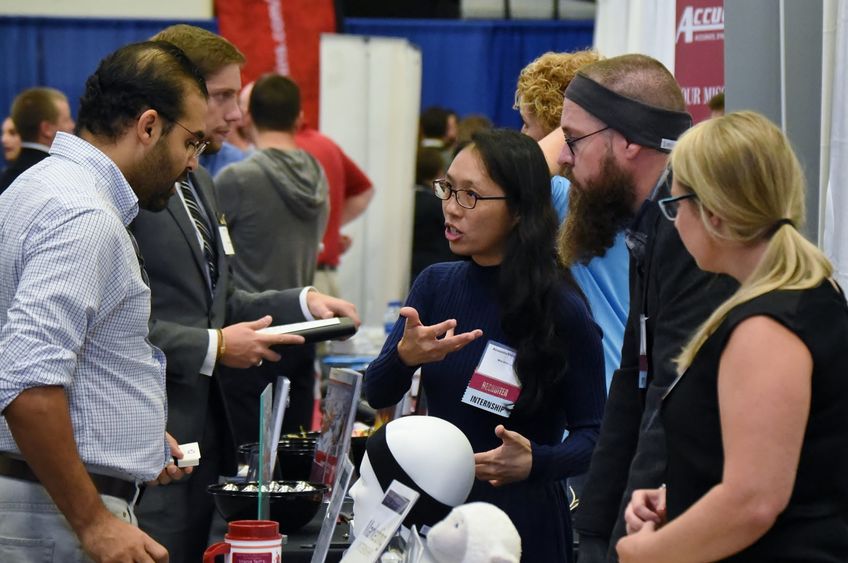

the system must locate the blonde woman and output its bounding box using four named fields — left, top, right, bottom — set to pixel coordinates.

left=617, top=111, right=848, bottom=562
